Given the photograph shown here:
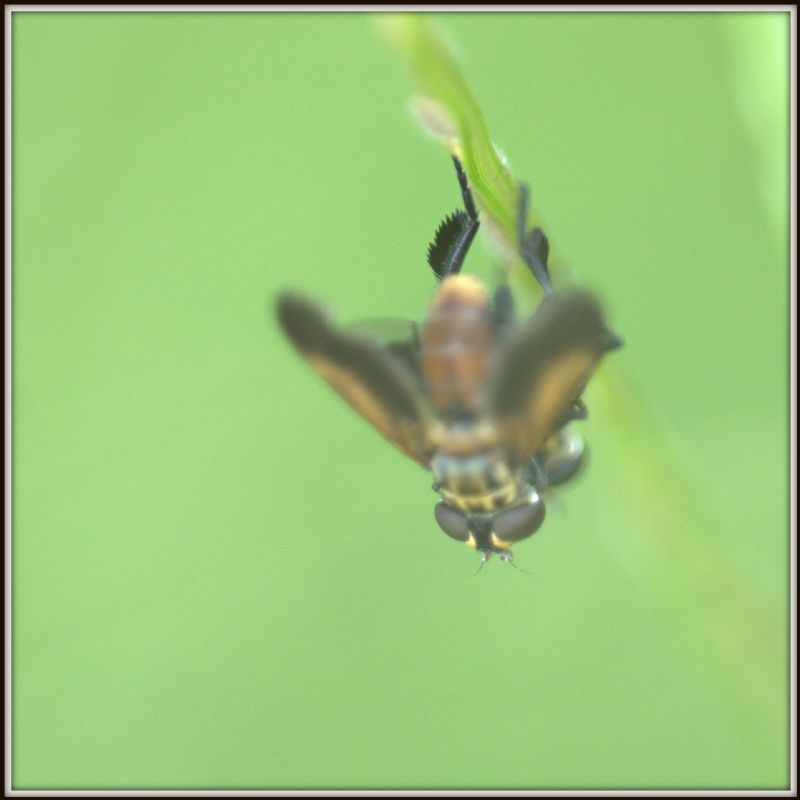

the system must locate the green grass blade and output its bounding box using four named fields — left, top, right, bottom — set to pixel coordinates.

left=381, top=12, right=787, bottom=779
